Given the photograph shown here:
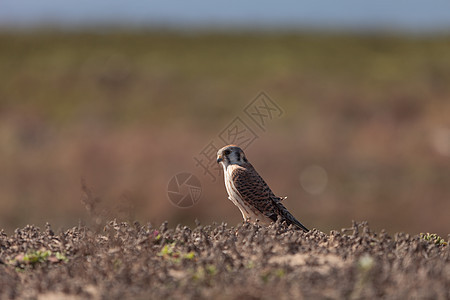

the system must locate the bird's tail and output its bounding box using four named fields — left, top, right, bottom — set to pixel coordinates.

left=276, top=202, right=309, bottom=232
